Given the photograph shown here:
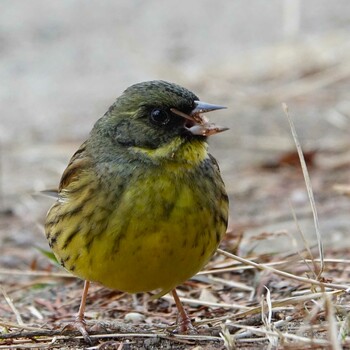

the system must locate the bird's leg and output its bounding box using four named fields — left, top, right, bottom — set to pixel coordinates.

left=63, top=280, right=92, bottom=344
left=74, top=280, right=91, bottom=343
left=171, top=289, right=196, bottom=333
